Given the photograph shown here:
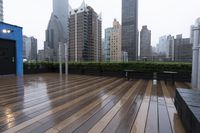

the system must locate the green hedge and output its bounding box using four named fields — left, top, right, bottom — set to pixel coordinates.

left=24, top=62, right=192, bottom=73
